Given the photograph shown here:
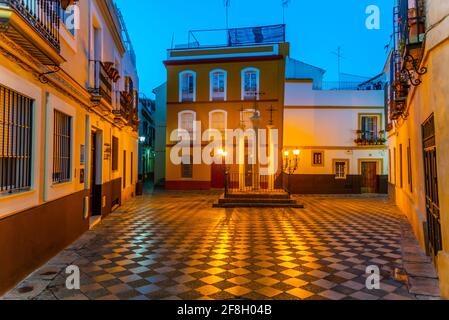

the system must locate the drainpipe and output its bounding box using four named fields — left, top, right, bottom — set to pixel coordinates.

left=43, top=92, right=50, bottom=202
